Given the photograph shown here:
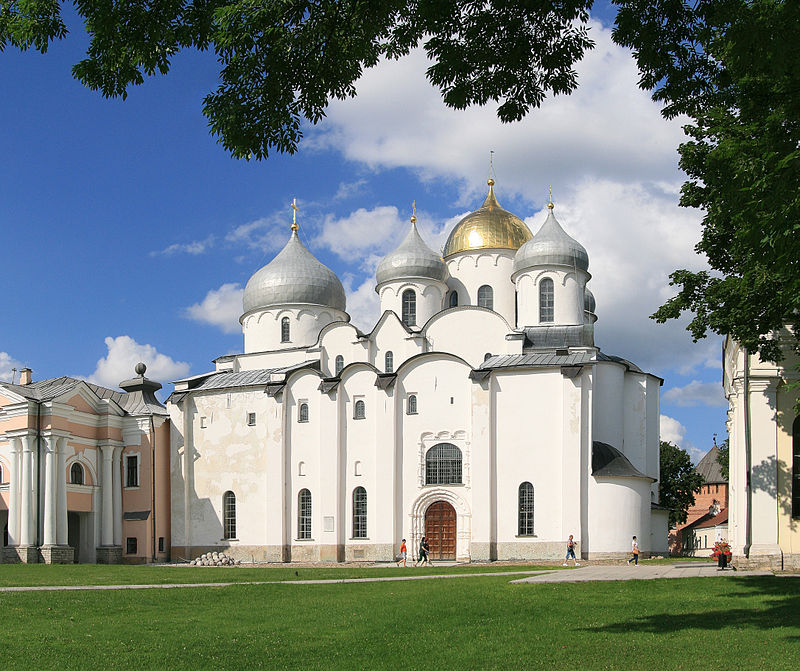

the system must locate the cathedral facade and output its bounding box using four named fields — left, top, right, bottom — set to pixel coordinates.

left=167, top=181, right=667, bottom=563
